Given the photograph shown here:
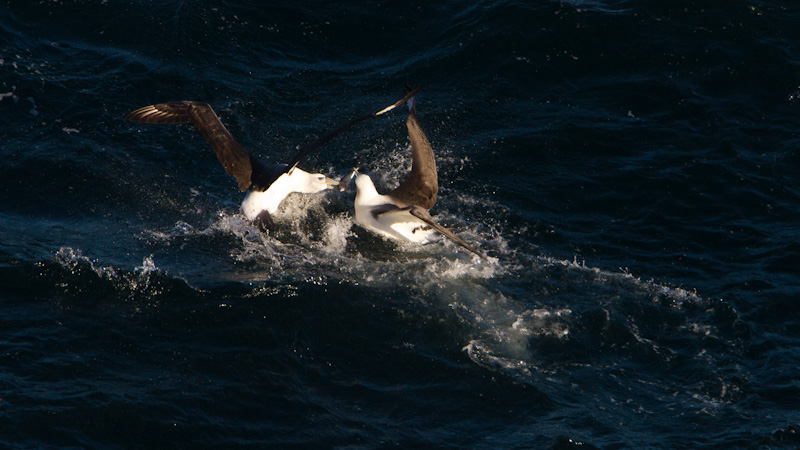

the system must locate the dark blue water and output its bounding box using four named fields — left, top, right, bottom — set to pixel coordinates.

left=2, top=1, right=800, bottom=448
